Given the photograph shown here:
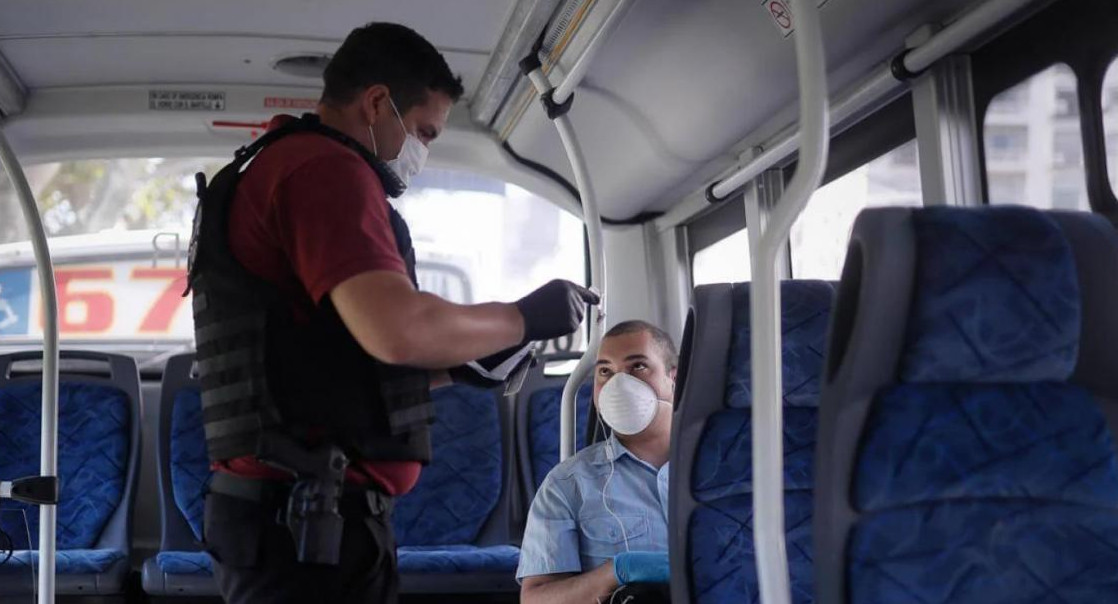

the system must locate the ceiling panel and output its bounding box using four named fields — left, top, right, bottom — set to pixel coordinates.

left=509, top=0, right=982, bottom=220
left=1, top=37, right=489, bottom=94
left=0, top=0, right=515, bottom=53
